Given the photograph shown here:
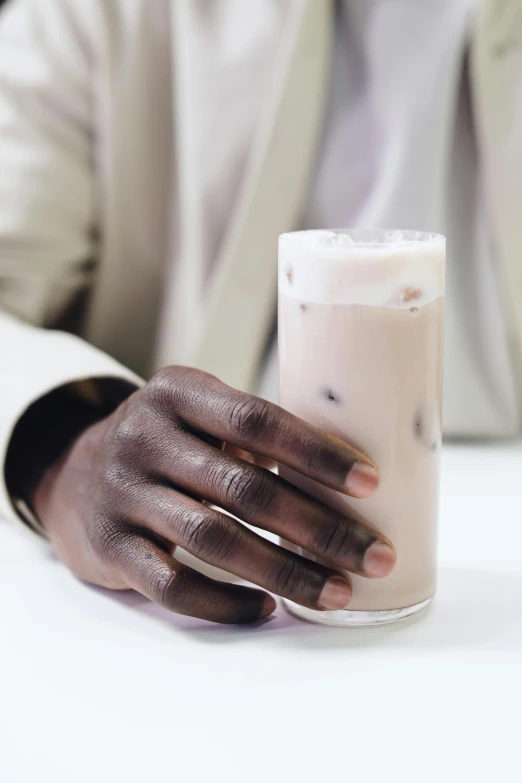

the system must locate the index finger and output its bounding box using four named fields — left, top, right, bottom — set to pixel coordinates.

left=151, top=368, right=379, bottom=499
